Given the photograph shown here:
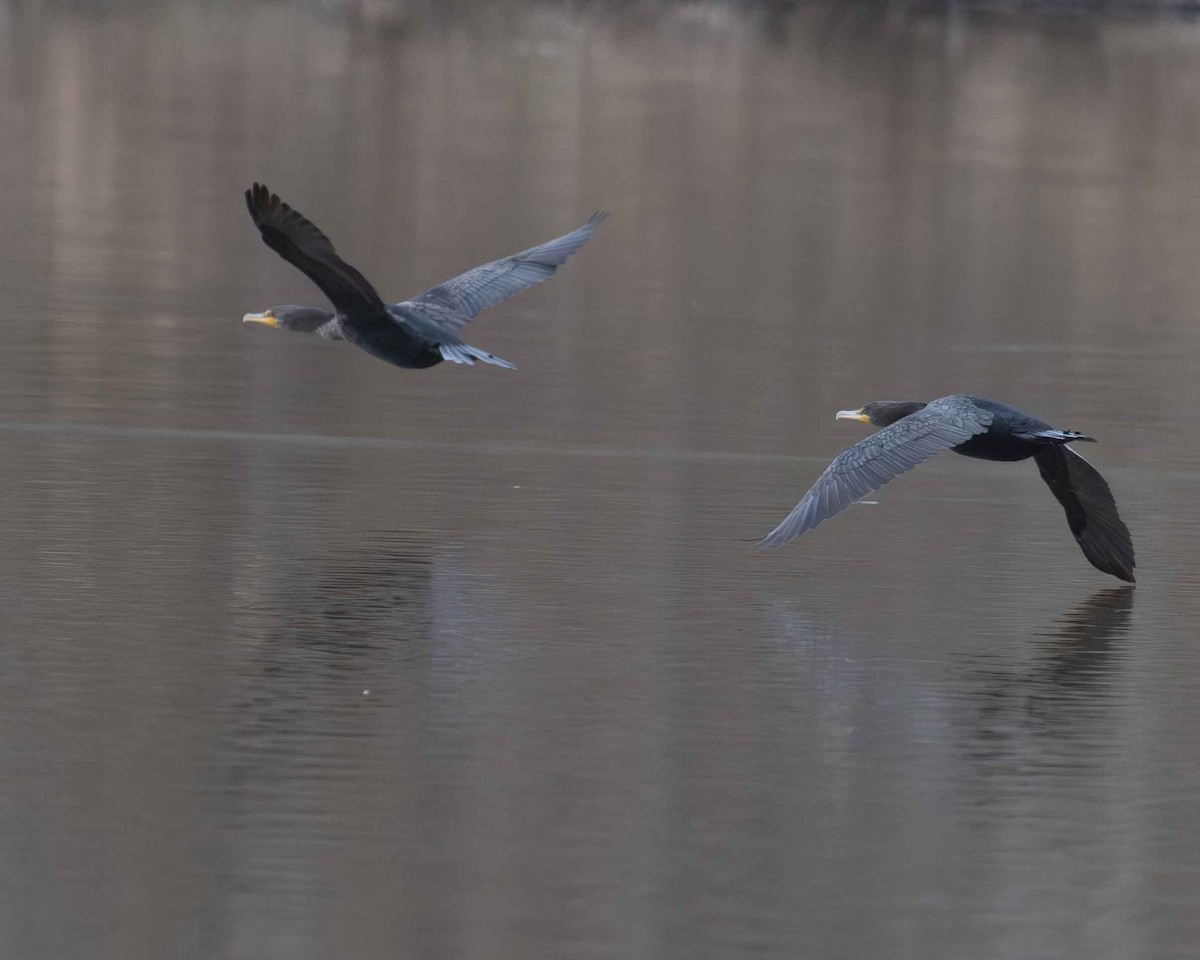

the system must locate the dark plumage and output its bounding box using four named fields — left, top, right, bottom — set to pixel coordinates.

left=758, top=395, right=1135, bottom=583
left=243, top=183, right=606, bottom=370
